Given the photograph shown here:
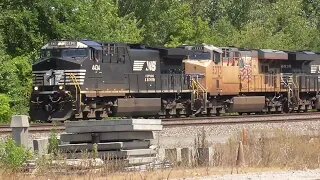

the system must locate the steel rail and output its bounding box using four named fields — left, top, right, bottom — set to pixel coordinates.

left=161, top=112, right=320, bottom=121
left=0, top=123, right=64, bottom=133
left=162, top=115, right=320, bottom=127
